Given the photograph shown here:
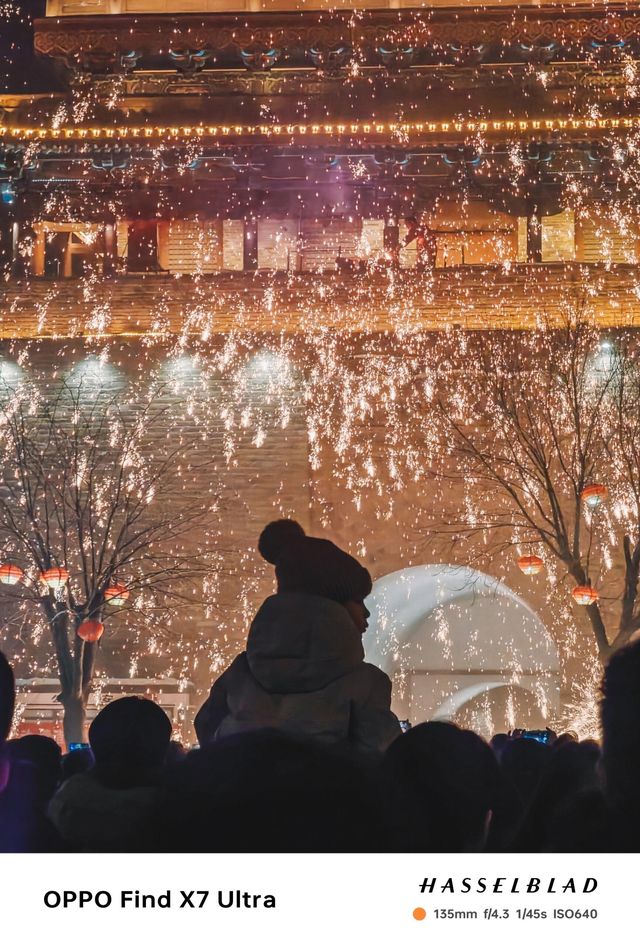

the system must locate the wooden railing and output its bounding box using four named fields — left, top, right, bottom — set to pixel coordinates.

left=2, top=263, right=640, bottom=337
left=45, top=0, right=572, bottom=17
